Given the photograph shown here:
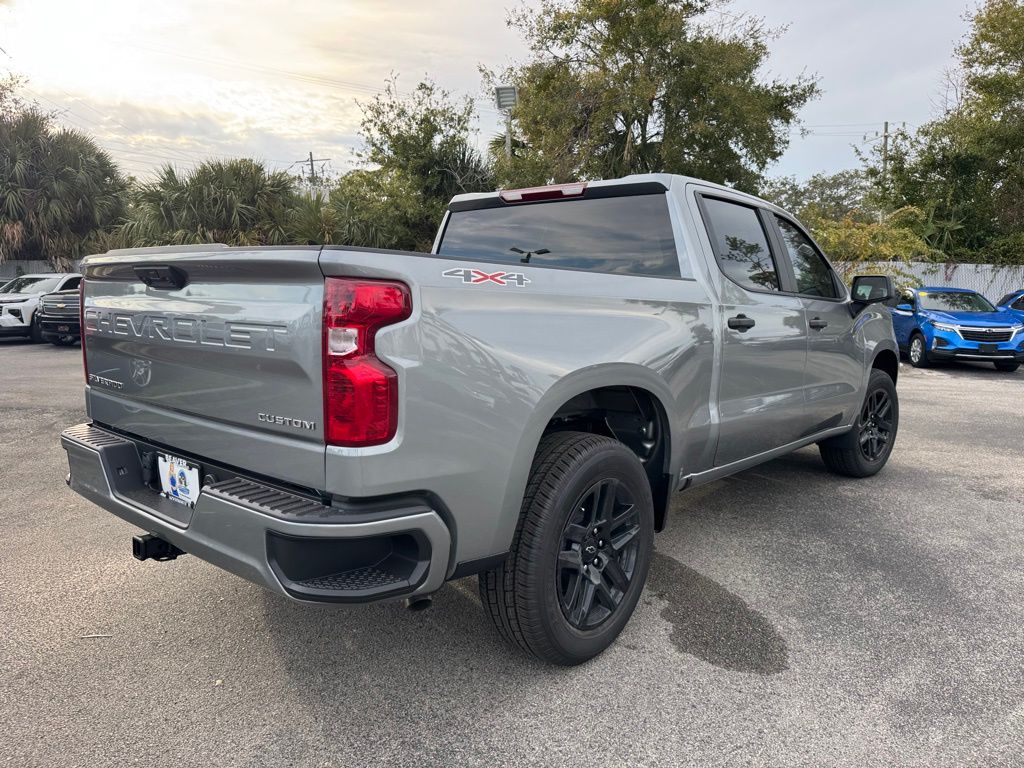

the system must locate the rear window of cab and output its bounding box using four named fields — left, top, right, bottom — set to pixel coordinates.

left=437, top=194, right=680, bottom=278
